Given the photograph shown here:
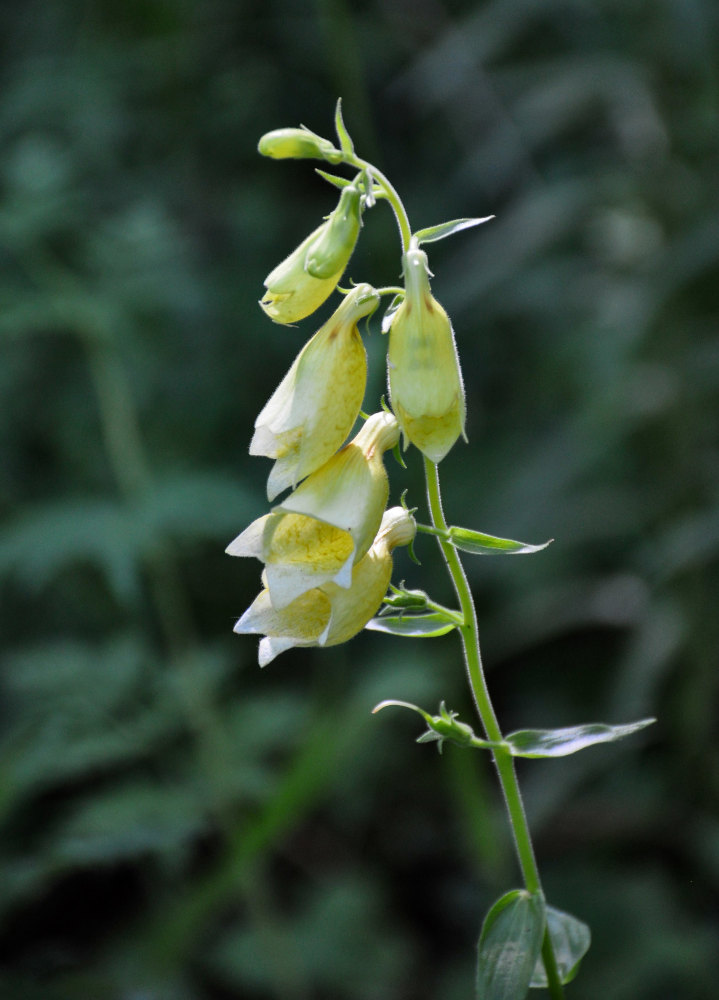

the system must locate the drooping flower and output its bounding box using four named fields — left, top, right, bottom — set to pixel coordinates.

left=388, top=245, right=466, bottom=463
left=235, top=506, right=417, bottom=666
left=250, top=283, right=378, bottom=501
left=260, top=184, right=363, bottom=324
left=227, top=412, right=400, bottom=608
